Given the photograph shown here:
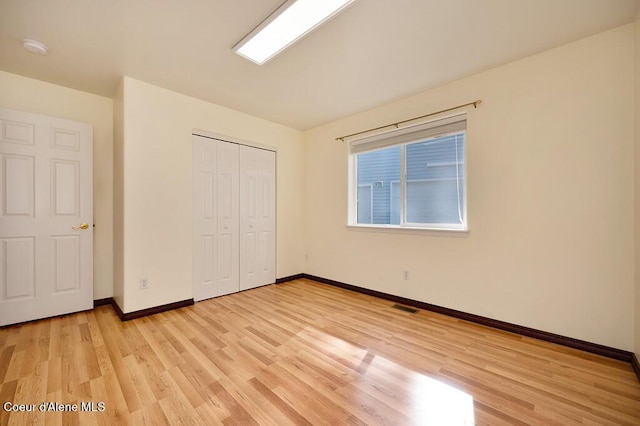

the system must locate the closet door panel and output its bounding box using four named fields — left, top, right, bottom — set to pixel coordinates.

left=239, top=146, right=259, bottom=290
left=217, top=141, right=239, bottom=296
left=192, top=136, right=218, bottom=301
left=257, top=149, right=276, bottom=286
